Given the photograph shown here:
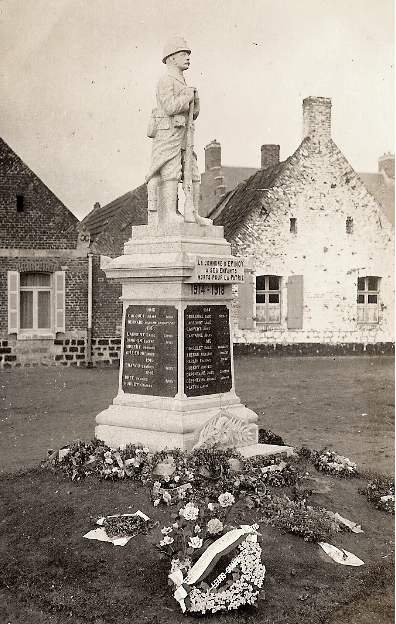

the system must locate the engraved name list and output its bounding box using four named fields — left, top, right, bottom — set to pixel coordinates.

left=122, top=305, right=178, bottom=397
left=184, top=304, right=232, bottom=397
